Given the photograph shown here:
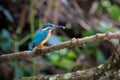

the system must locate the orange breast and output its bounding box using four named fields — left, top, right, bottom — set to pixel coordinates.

left=40, top=30, right=51, bottom=45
